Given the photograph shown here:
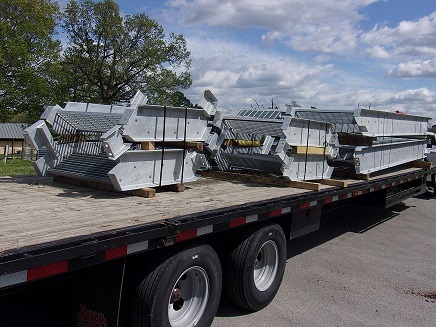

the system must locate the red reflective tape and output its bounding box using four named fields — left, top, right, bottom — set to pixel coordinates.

left=230, top=217, right=246, bottom=227
left=374, top=186, right=379, bottom=191
left=175, top=229, right=197, bottom=242
left=299, top=203, right=310, bottom=210
left=105, top=246, right=127, bottom=260
left=269, top=209, right=283, bottom=218
left=324, top=197, right=333, bottom=204
left=343, top=194, right=350, bottom=199
left=27, top=261, right=68, bottom=281
left=362, top=189, right=367, bottom=194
